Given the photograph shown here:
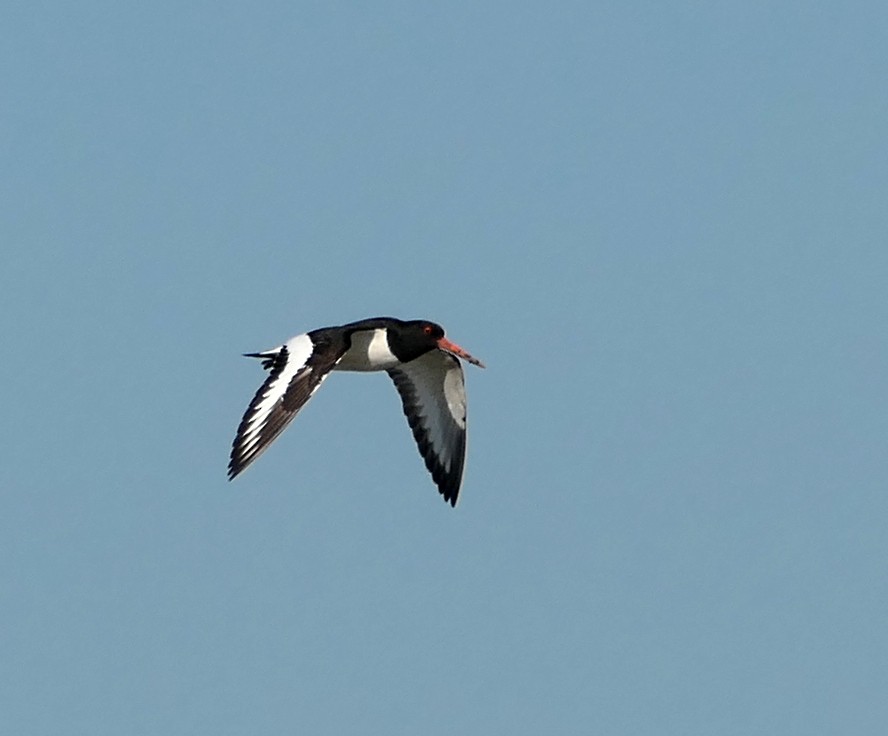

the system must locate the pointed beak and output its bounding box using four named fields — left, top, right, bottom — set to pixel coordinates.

left=438, top=337, right=486, bottom=368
